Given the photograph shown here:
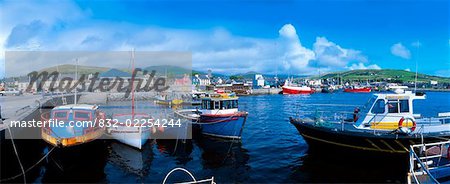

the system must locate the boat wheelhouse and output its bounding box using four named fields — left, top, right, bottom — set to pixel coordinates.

left=41, top=104, right=106, bottom=147
left=175, top=93, right=248, bottom=139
